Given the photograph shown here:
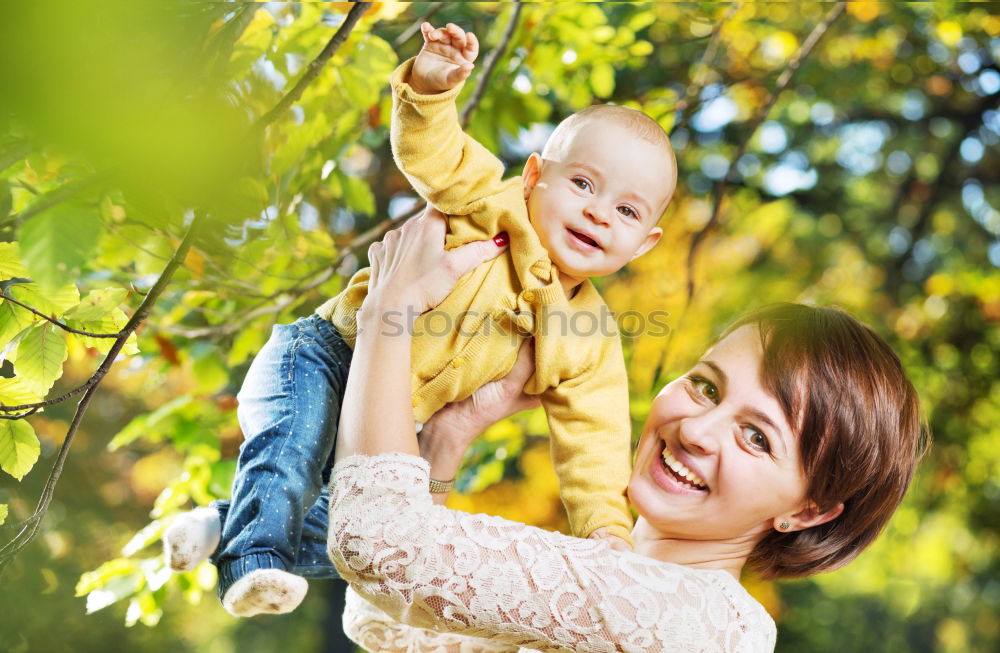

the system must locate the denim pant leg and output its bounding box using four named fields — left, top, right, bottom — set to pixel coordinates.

left=213, top=489, right=336, bottom=579
left=210, top=314, right=352, bottom=596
